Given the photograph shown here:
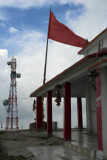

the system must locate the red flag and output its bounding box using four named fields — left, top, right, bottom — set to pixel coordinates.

left=48, top=10, right=87, bottom=48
